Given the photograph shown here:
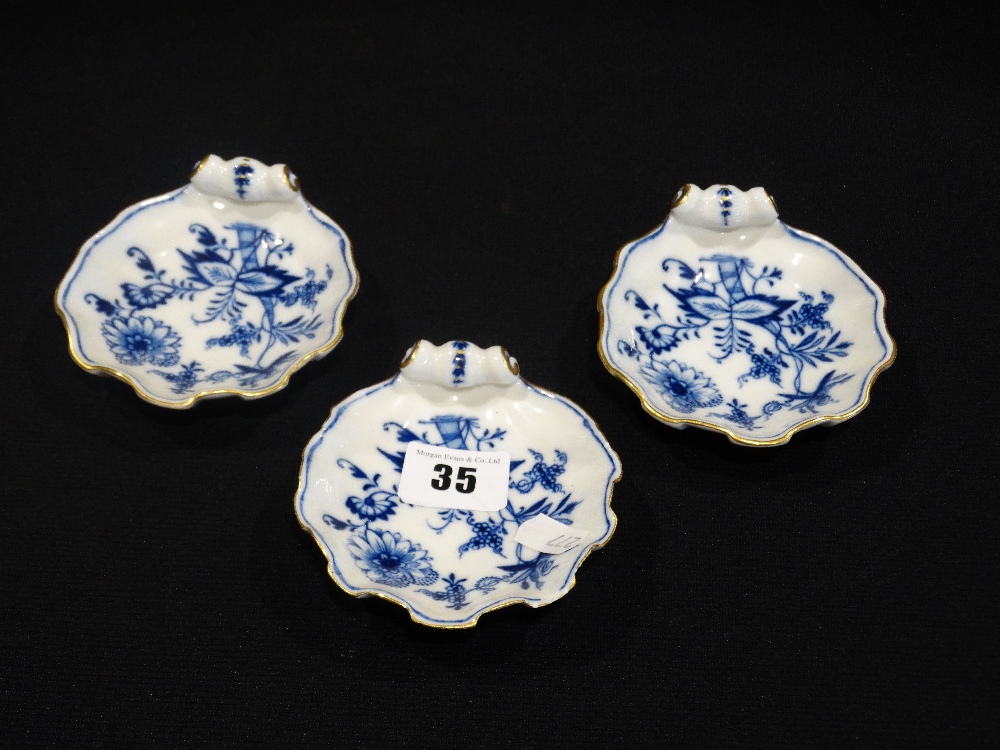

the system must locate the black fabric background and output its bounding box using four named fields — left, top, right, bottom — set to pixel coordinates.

left=1, top=5, right=996, bottom=748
